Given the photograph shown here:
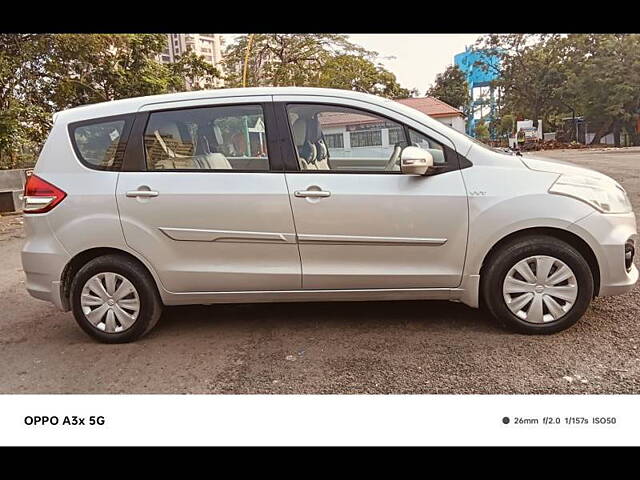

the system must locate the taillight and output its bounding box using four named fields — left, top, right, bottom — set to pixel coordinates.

left=23, top=175, right=67, bottom=214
